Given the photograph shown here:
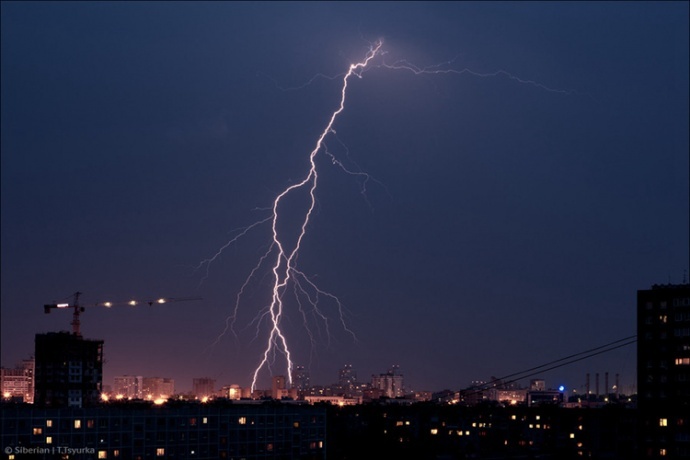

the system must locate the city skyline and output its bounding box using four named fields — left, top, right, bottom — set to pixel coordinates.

left=2, top=3, right=688, bottom=393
